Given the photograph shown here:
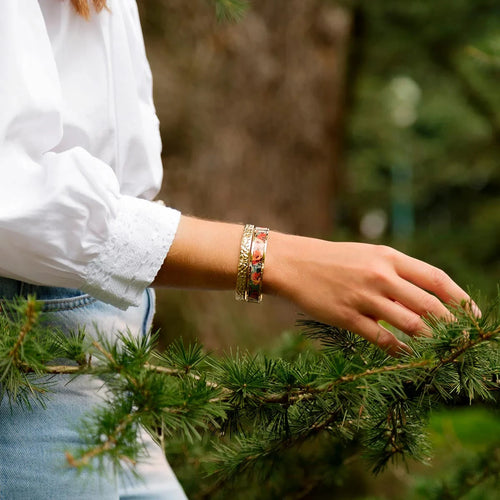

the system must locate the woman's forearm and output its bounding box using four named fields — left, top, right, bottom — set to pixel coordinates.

left=153, top=215, right=243, bottom=290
